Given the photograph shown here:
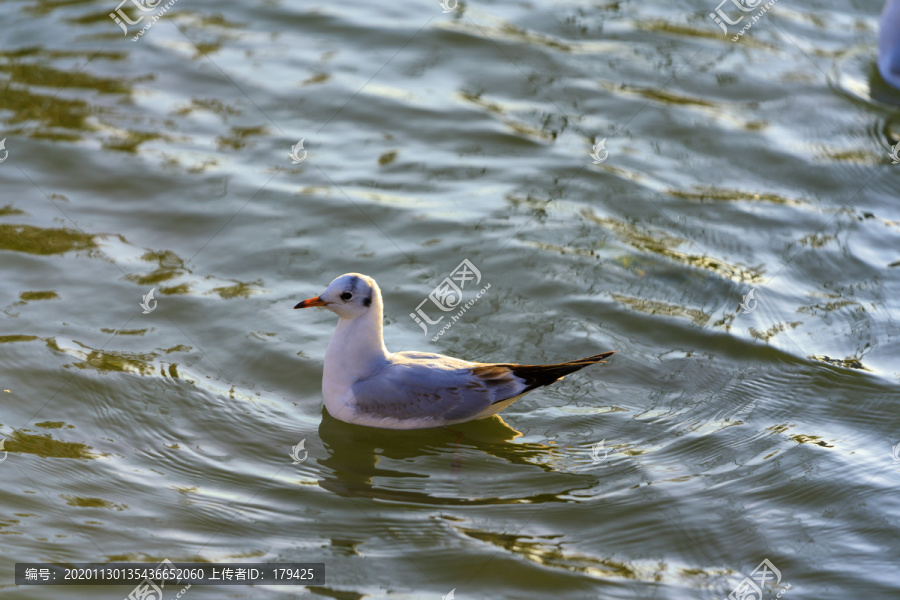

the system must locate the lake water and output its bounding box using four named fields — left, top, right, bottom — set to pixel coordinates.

left=2, top=0, right=900, bottom=598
